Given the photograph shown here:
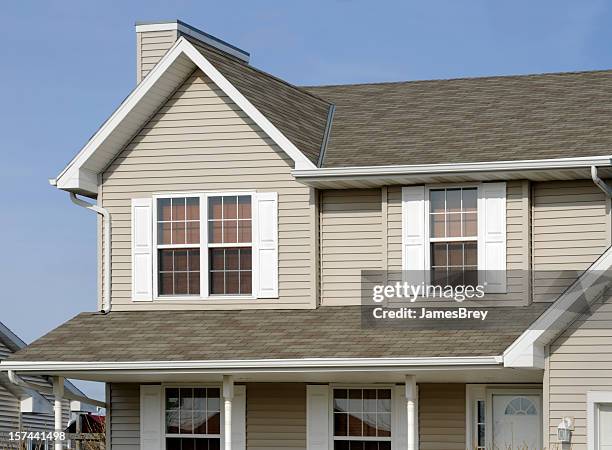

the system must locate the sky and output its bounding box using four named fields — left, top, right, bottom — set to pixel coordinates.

left=0, top=0, right=610, bottom=401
